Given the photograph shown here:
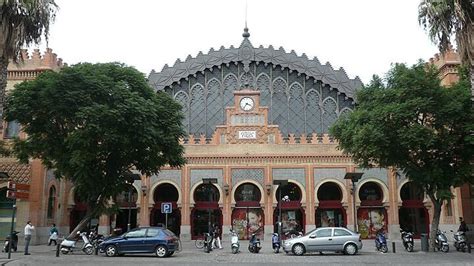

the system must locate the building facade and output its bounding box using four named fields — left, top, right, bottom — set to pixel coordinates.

left=0, top=31, right=472, bottom=244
